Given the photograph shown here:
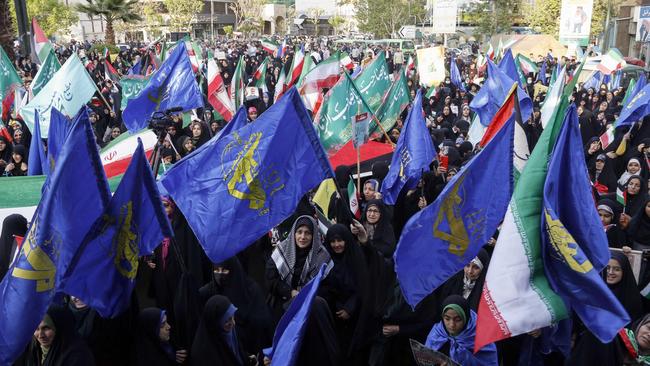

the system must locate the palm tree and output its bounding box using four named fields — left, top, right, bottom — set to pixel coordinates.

left=75, top=0, right=143, bottom=45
